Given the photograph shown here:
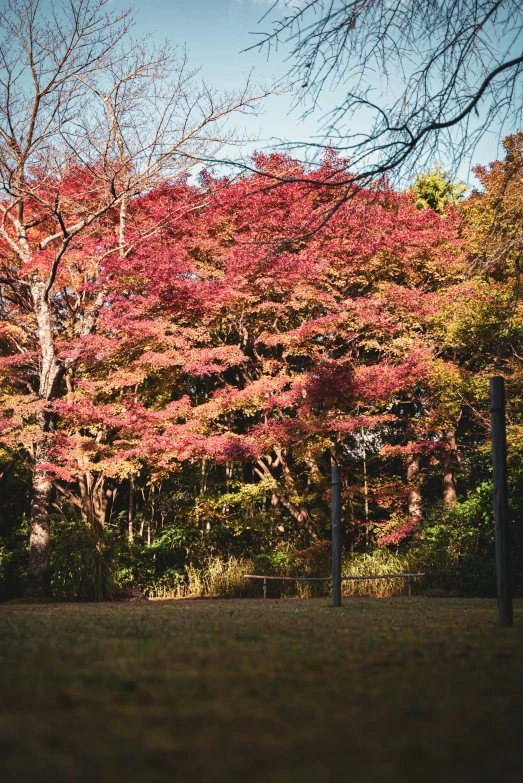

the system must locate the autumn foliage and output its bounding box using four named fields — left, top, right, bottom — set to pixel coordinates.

left=2, top=141, right=523, bottom=599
